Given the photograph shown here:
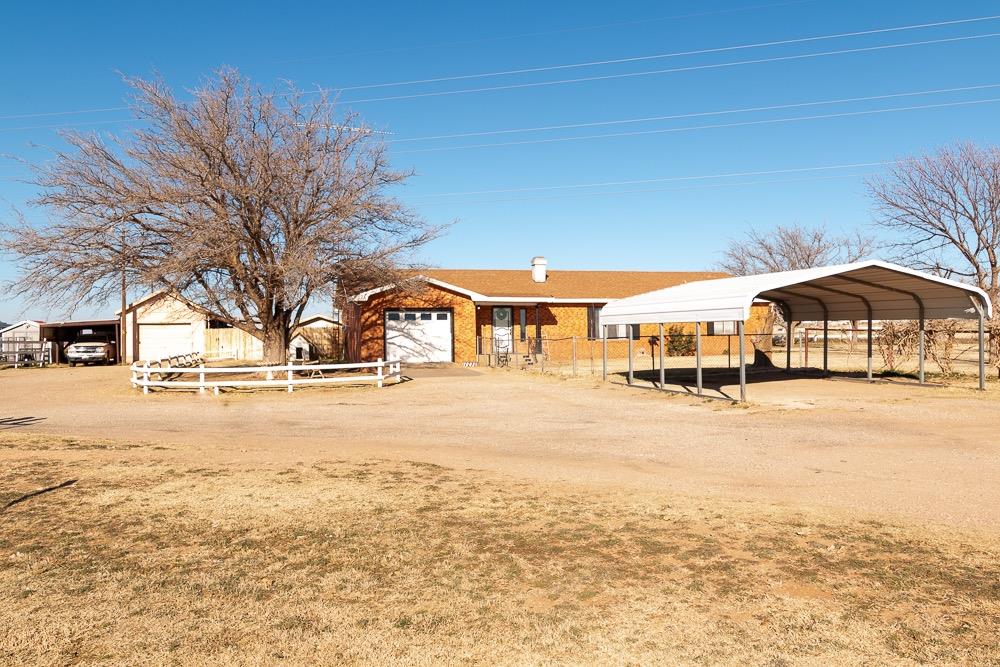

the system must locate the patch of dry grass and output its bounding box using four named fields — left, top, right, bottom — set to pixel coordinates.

left=0, top=435, right=997, bottom=665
